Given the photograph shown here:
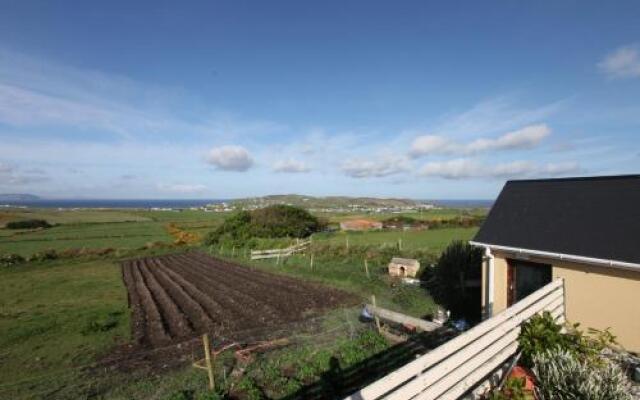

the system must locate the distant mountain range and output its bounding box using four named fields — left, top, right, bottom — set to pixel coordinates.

left=230, top=194, right=427, bottom=209
left=0, top=194, right=41, bottom=201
